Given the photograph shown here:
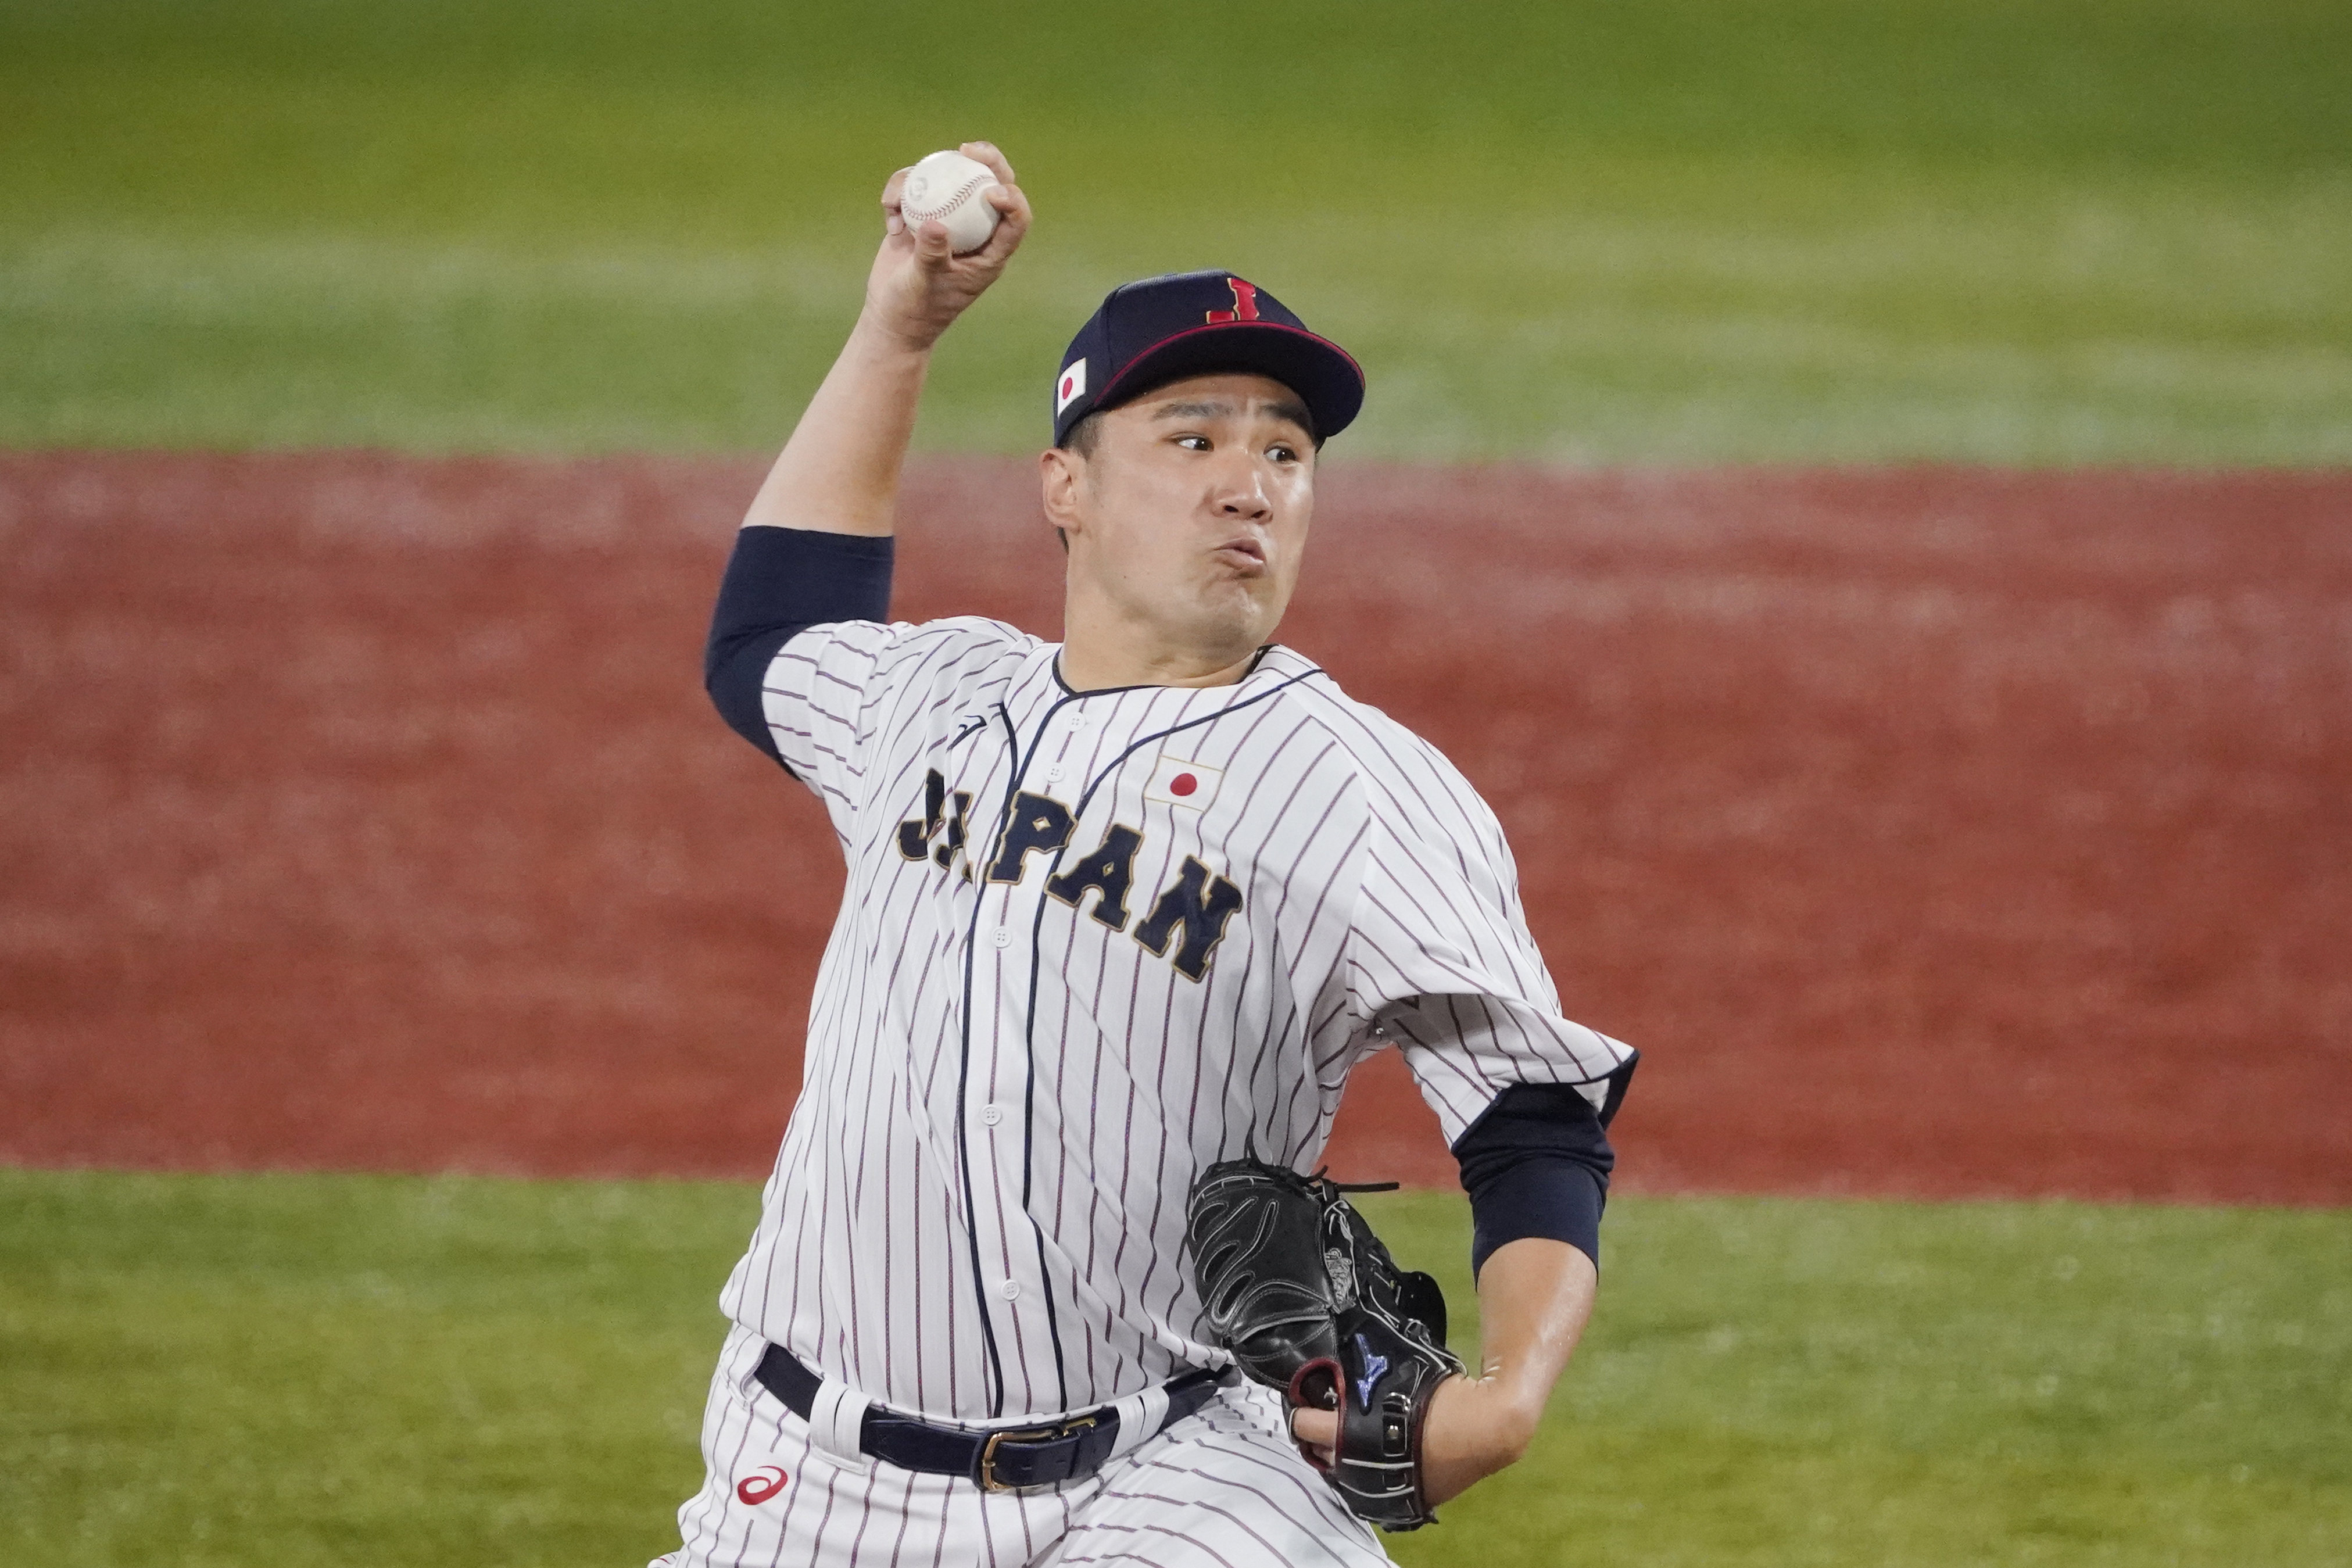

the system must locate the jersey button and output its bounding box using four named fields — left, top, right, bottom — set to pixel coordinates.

left=991, top=927, right=1011, bottom=948
left=1044, top=764, right=1065, bottom=782
left=980, top=1104, right=1004, bottom=1126
left=1000, top=1280, right=1021, bottom=1301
